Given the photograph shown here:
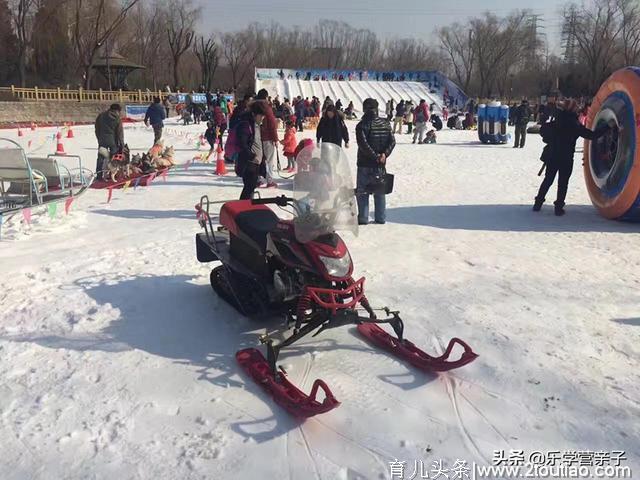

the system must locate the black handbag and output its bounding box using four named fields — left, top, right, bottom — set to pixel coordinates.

left=366, top=168, right=394, bottom=195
